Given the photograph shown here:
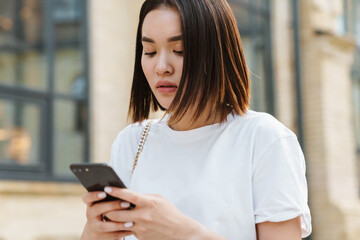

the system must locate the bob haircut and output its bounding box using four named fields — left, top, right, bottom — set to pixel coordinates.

left=129, top=0, right=250, bottom=124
